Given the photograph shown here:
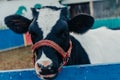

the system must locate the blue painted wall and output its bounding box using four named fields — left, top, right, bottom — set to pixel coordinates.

left=92, top=17, right=120, bottom=29
left=0, top=29, right=24, bottom=51
left=1, top=17, right=120, bottom=51
left=0, top=63, right=120, bottom=80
